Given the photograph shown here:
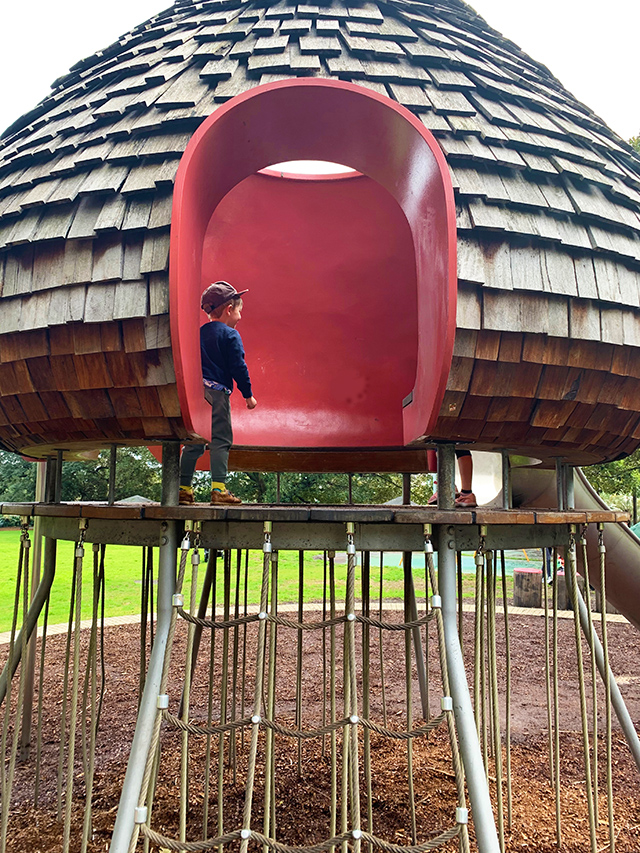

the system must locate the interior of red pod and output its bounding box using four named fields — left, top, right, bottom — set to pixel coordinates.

left=169, top=79, right=457, bottom=468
